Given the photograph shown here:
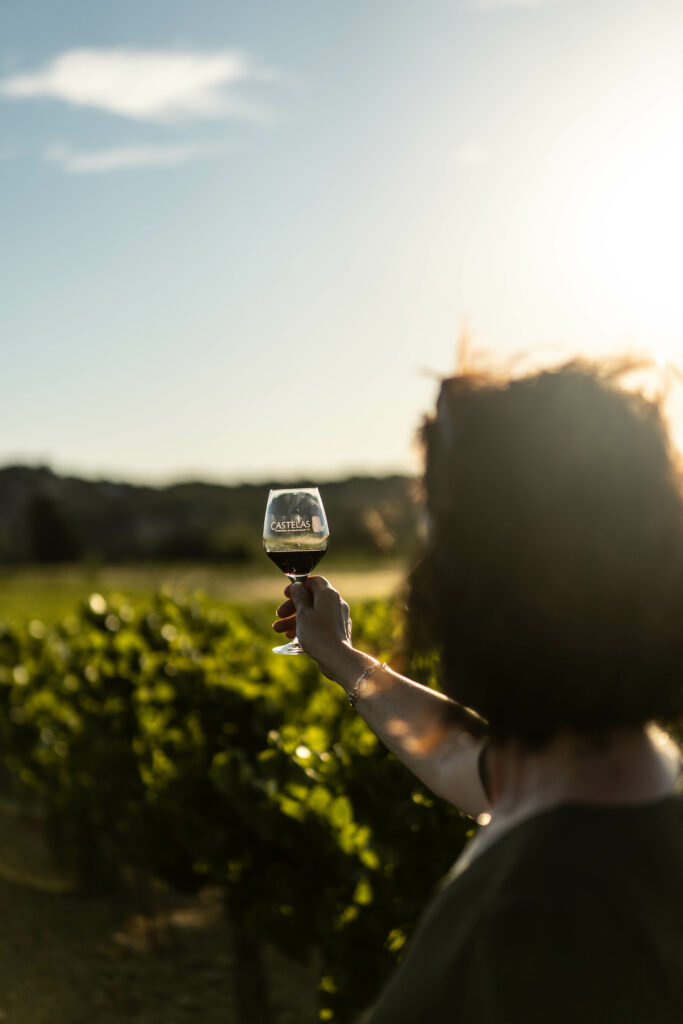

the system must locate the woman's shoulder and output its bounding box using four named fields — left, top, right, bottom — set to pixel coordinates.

left=368, top=794, right=683, bottom=1024
left=444, top=789, right=683, bottom=907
